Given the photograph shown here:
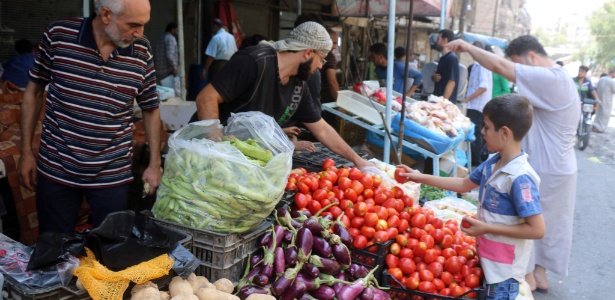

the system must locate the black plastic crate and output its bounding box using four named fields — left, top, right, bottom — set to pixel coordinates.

left=275, top=190, right=296, bottom=210
left=292, top=143, right=356, bottom=172
left=381, top=271, right=486, bottom=300
left=349, top=240, right=393, bottom=282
